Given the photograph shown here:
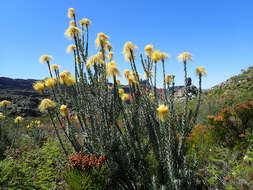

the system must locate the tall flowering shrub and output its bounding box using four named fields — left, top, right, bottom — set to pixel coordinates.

left=36, top=8, right=206, bottom=189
